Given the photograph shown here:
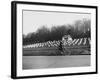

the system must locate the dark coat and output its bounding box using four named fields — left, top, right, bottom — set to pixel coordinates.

left=58, top=41, right=63, bottom=51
